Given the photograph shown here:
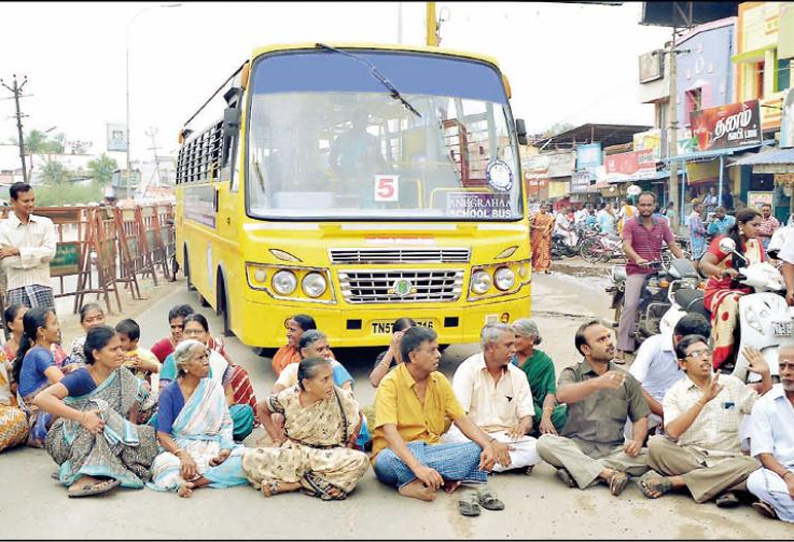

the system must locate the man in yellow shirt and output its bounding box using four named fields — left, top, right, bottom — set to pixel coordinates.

left=372, top=326, right=511, bottom=502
